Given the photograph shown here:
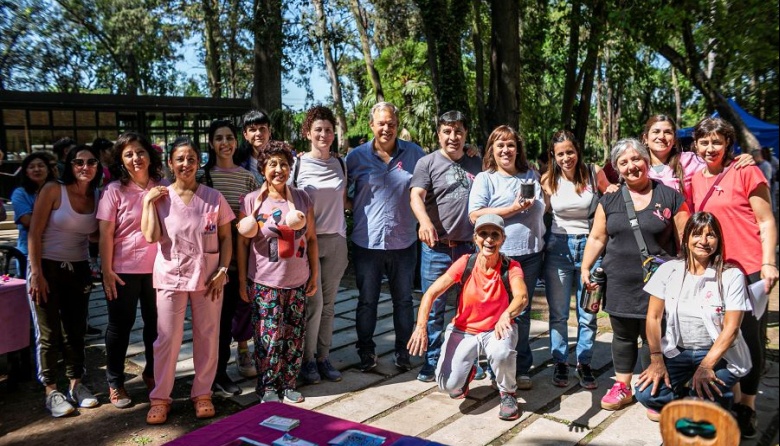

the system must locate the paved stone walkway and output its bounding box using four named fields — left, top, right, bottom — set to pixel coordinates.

left=83, top=284, right=779, bottom=446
